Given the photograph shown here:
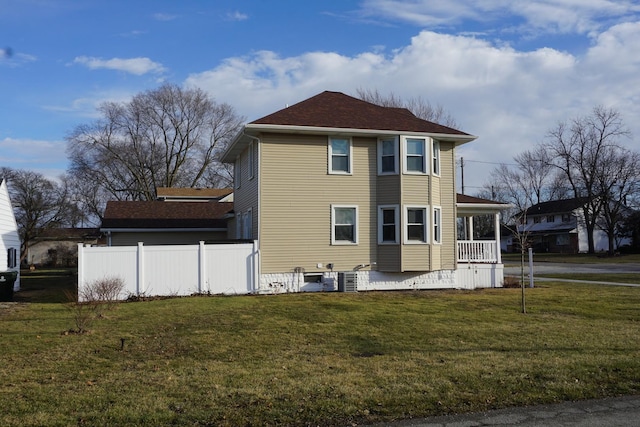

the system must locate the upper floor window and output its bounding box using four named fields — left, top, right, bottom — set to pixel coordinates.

left=329, top=137, right=352, bottom=174
left=378, top=205, right=399, bottom=244
left=378, top=138, right=398, bottom=174
left=432, top=140, right=440, bottom=176
left=546, top=215, right=555, bottom=223
left=403, top=137, right=427, bottom=174
left=405, top=206, right=428, bottom=243
left=433, top=206, right=442, bottom=244
left=332, top=205, right=358, bottom=244
left=533, top=216, right=541, bottom=224
left=562, top=213, right=571, bottom=222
